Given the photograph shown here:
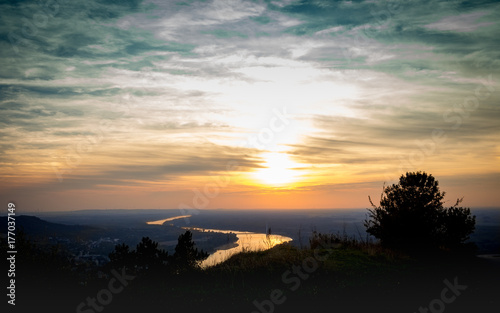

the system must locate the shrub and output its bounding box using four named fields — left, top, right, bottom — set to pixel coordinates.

left=364, top=172, right=476, bottom=252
